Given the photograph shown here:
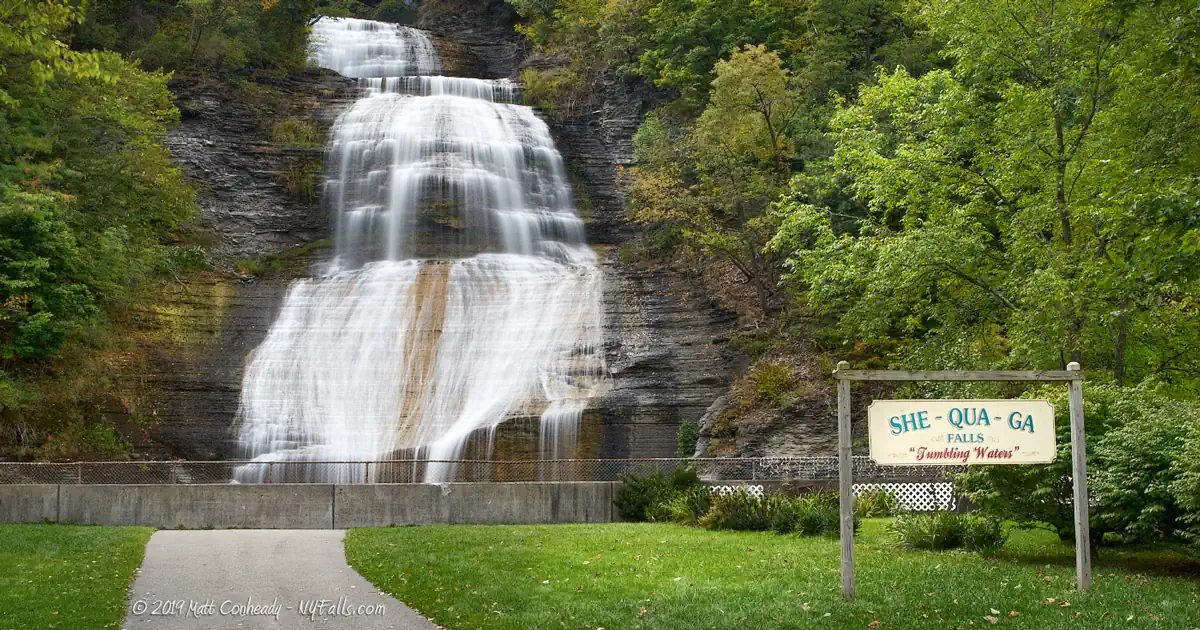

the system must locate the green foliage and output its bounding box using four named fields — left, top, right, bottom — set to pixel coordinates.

left=1174, top=435, right=1200, bottom=548
left=891, top=511, right=966, bottom=551
left=892, top=512, right=1007, bottom=554
left=890, top=512, right=1010, bottom=554
left=77, top=0, right=319, bottom=72
left=271, top=116, right=323, bottom=148
left=752, top=361, right=795, bottom=407
left=1091, top=393, right=1200, bottom=545
left=771, top=0, right=1200, bottom=389
left=614, top=467, right=701, bottom=522
left=0, top=0, right=200, bottom=433
left=698, top=489, right=848, bottom=536
left=769, top=492, right=841, bottom=536
left=854, top=489, right=898, bottom=518
left=627, top=46, right=798, bottom=311
left=675, top=419, right=698, bottom=458
left=700, top=488, right=785, bottom=531
left=373, top=0, right=418, bottom=24
left=37, top=423, right=130, bottom=460
left=961, top=516, right=1008, bottom=554
left=283, top=161, right=322, bottom=201
left=659, top=486, right=711, bottom=526
left=519, top=67, right=587, bottom=118
left=313, top=0, right=374, bottom=19
left=958, top=385, right=1200, bottom=546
